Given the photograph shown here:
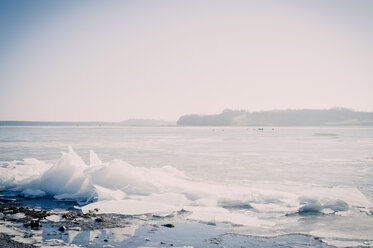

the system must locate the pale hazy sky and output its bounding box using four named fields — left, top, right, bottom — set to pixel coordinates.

left=0, top=0, right=372, bottom=121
